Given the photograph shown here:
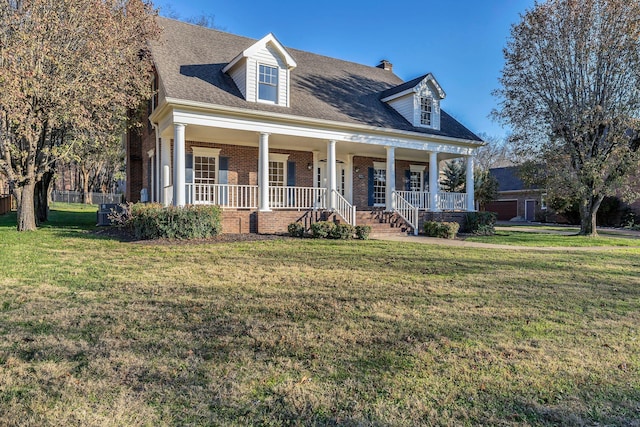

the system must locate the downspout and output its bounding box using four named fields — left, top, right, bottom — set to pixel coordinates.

left=152, top=123, right=160, bottom=203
